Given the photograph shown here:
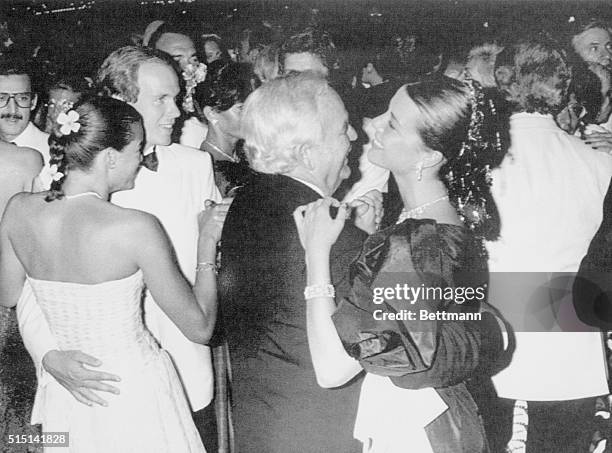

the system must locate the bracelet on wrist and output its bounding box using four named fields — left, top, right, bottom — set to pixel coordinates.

left=304, top=284, right=335, bottom=300
left=196, top=262, right=218, bottom=274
